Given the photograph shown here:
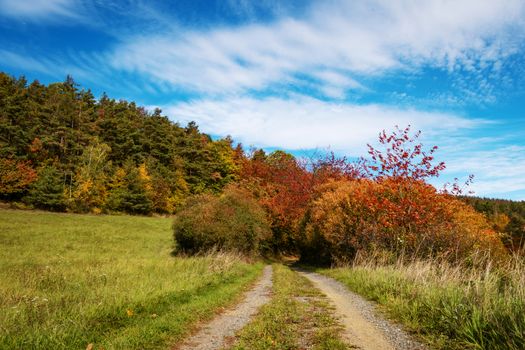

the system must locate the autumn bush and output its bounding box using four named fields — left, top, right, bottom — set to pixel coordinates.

left=0, top=157, right=37, bottom=198
left=173, top=185, right=271, bottom=256
left=239, top=150, right=312, bottom=252
left=239, top=149, right=358, bottom=253
left=300, top=178, right=506, bottom=264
